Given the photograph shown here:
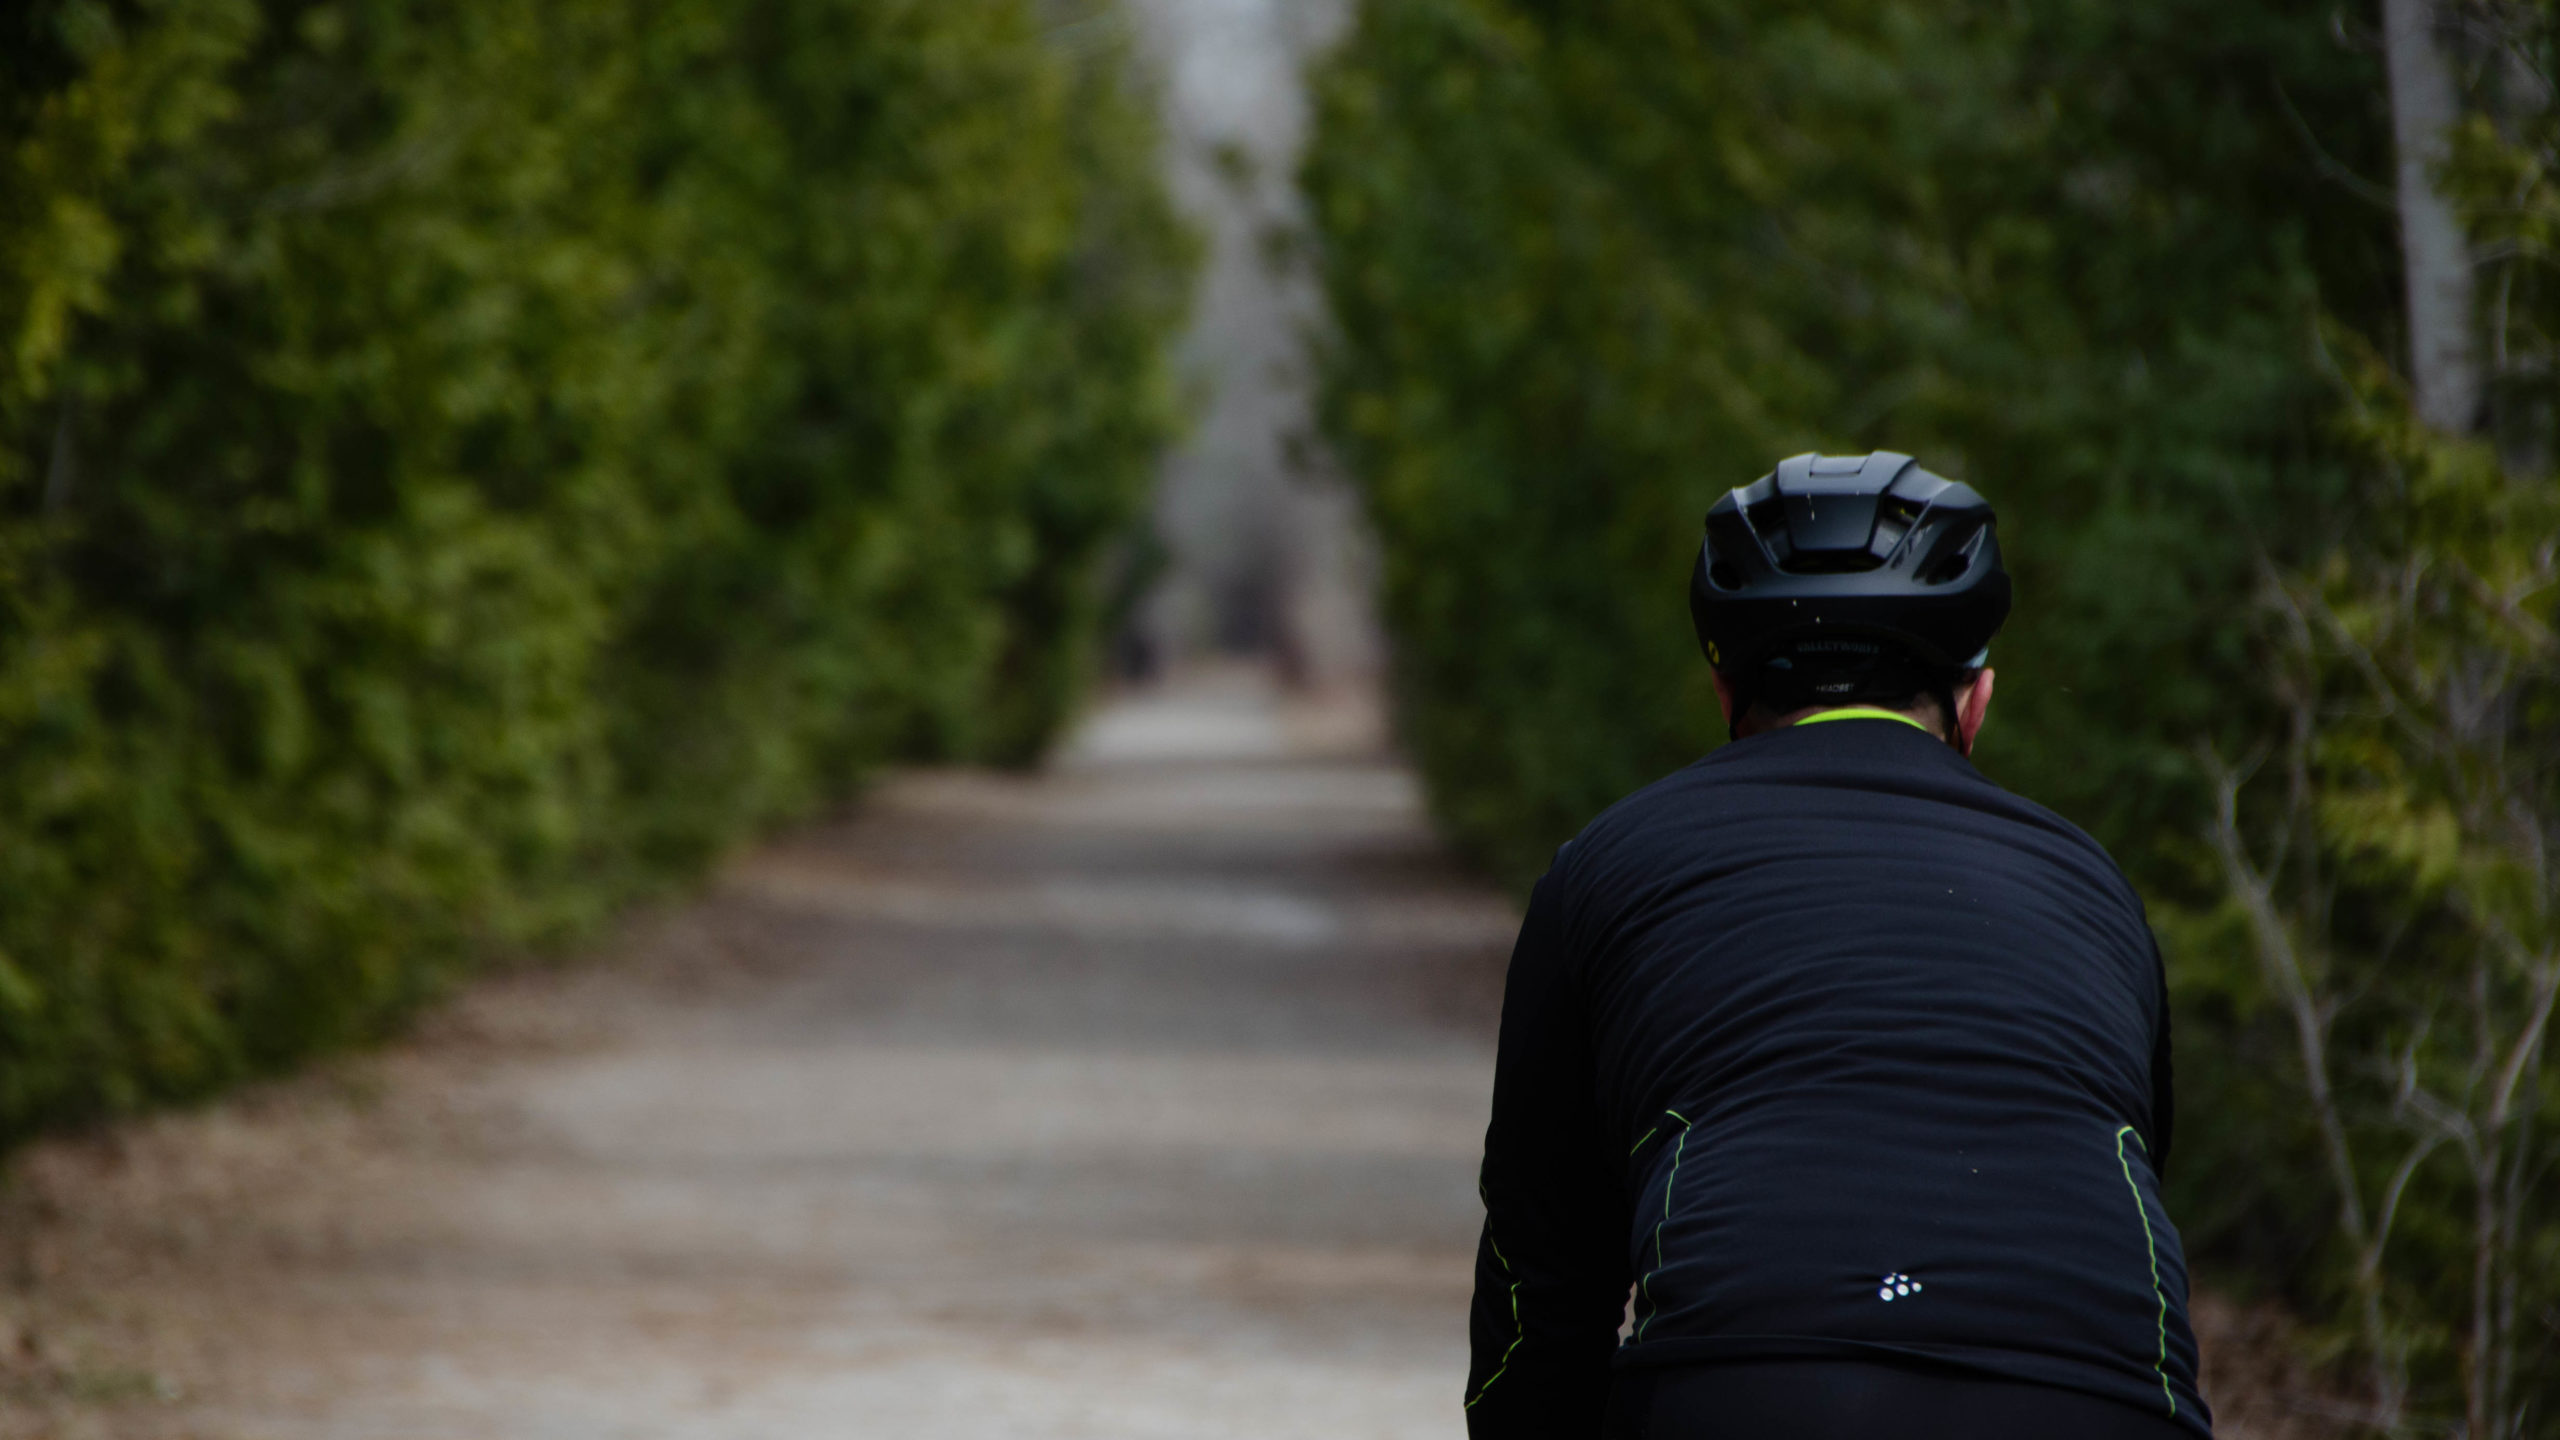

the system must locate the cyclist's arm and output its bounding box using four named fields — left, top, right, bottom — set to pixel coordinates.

left=1466, top=863, right=1629, bottom=1440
